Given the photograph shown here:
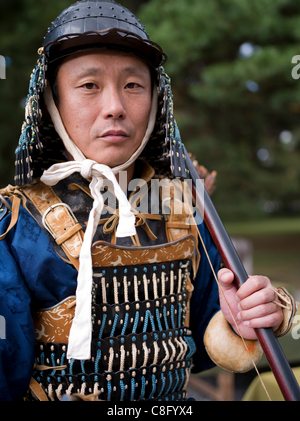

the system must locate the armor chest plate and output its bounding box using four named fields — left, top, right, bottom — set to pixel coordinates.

left=33, top=235, right=197, bottom=401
